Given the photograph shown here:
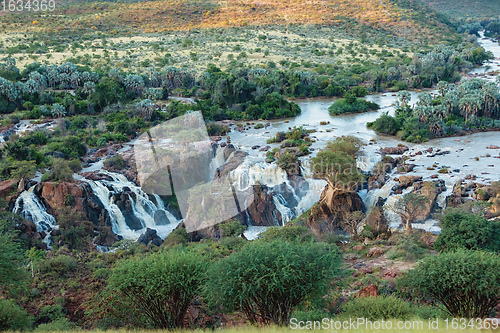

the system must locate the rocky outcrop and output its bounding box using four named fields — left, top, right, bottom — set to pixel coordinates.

left=223, top=144, right=236, bottom=160
left=358, top=284, right=379, bottom=298
left=213, top=150, right=247, bottom=182
left=245, top=185, right=282, bottom=226
left=0, top=179, right=17, bottom=197
left=154, top=210, right=171, bottom=225
left=138, top=228, right=163, bottom=246
left=35, top=181, right=105, bottom=226
left=306, top=185, right=364, bottom=235
left=412, top=180, right=446, bottom=221
left=380, top=146, right=409, bottom=155
left=367, top=157, right=398, bottom=190
left=397, top=175, right=422, bottom=189
left=488, top=195, right=500, bottom=217
left=366, top=247, right=384, bottom=258
left=15, top=218, right=47, bottom=249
